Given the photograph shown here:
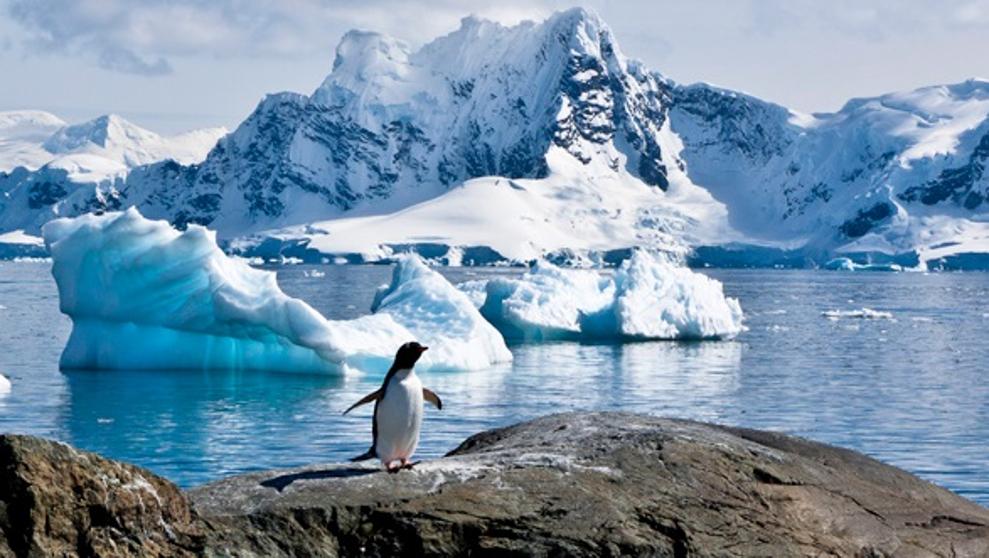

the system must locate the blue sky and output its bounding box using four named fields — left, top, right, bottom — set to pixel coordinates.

left=2, top=0, right=988, bottom=134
